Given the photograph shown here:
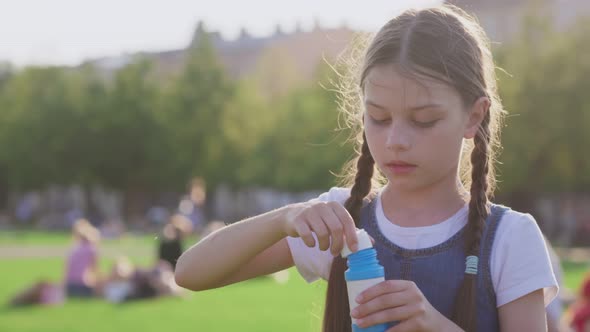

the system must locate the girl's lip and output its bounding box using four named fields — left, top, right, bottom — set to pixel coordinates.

left=385, top=161, right=416, bottom=167
left=385, top=162, right=417, bottom=174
